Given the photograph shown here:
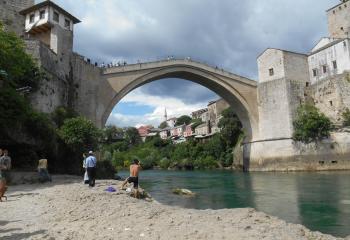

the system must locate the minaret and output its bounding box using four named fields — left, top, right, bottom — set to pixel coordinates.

left=164, top=108, right=168, bottom=122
